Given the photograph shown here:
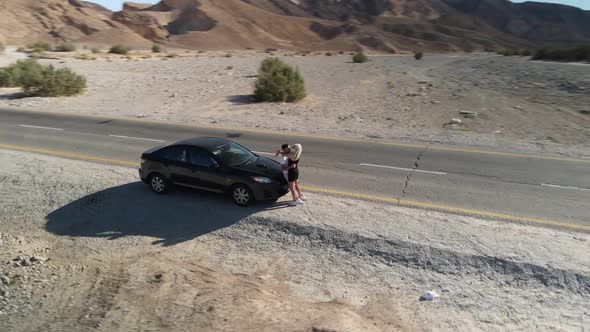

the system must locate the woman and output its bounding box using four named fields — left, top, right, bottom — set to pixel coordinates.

left=276, top=144, right=306, bottom=206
